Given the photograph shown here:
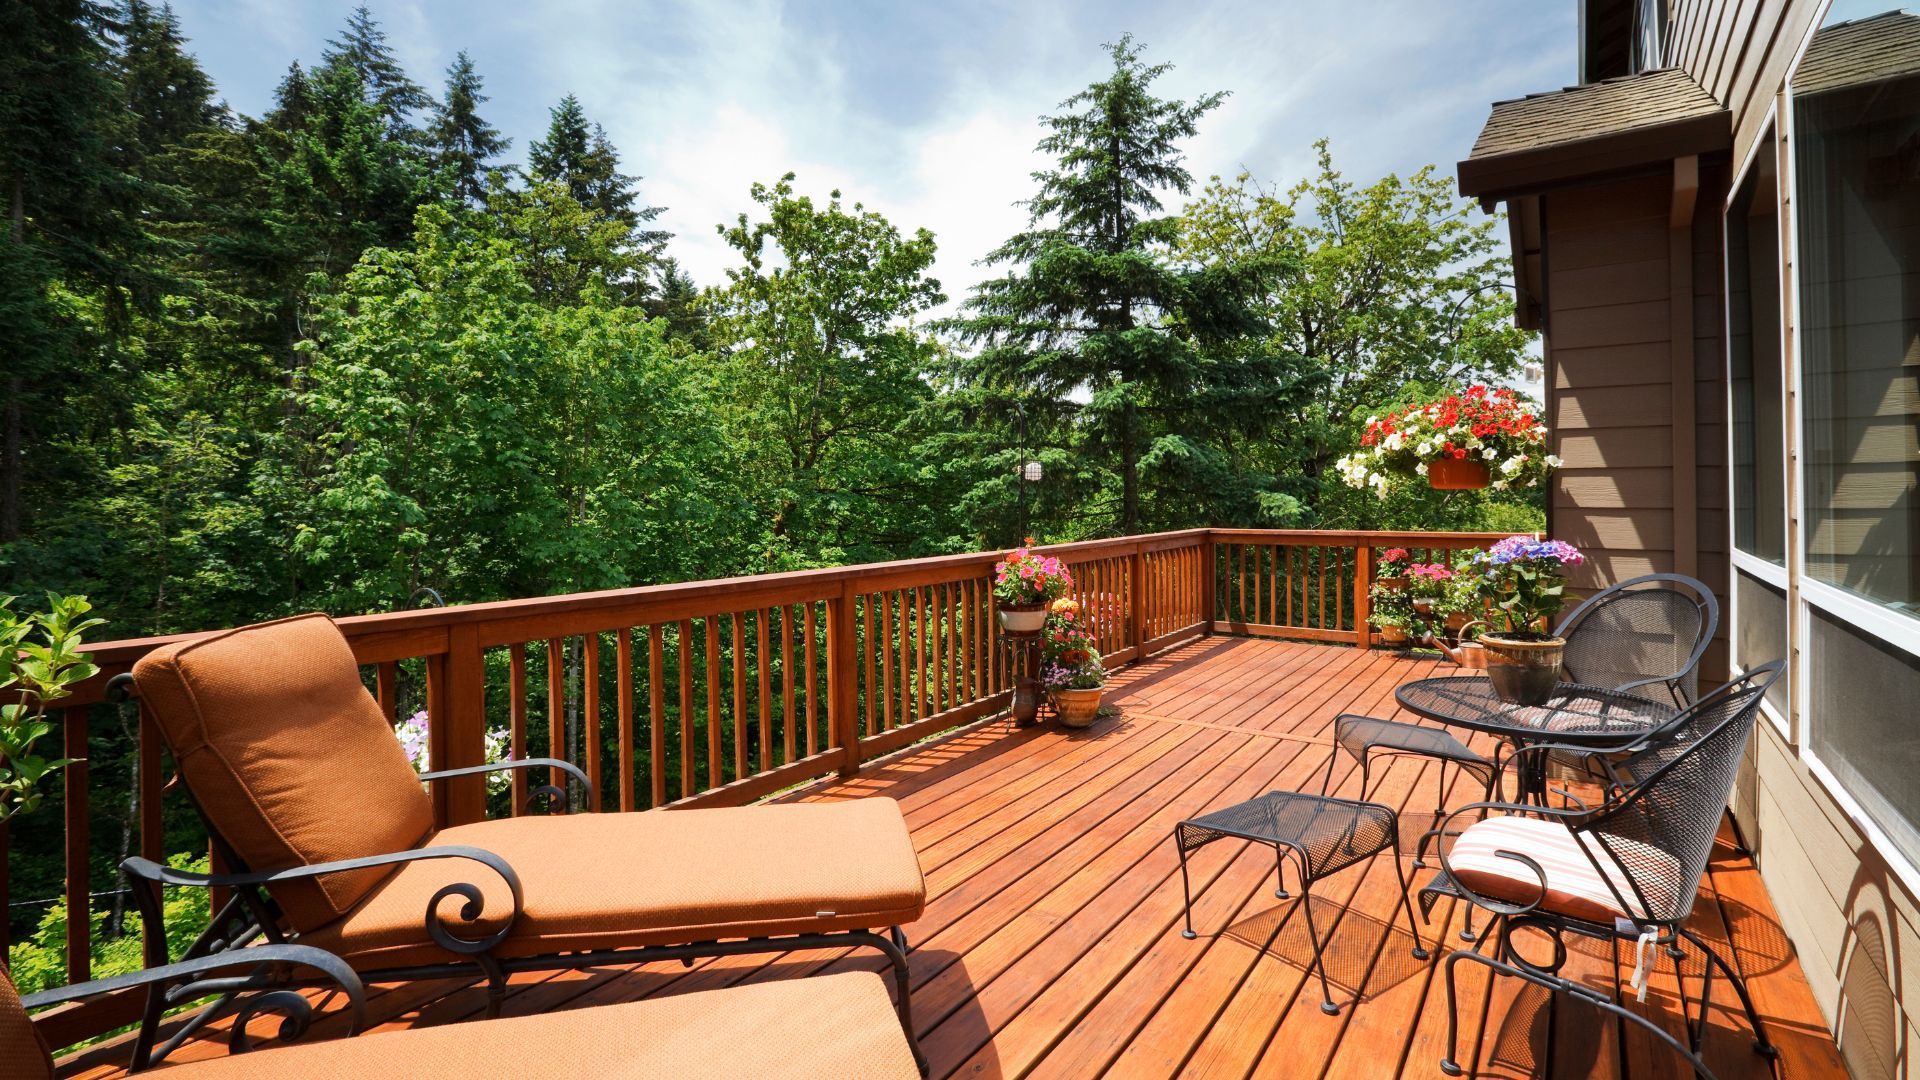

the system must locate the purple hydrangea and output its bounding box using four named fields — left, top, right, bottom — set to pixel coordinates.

left=1482, top=535, right=1584, bottom=568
